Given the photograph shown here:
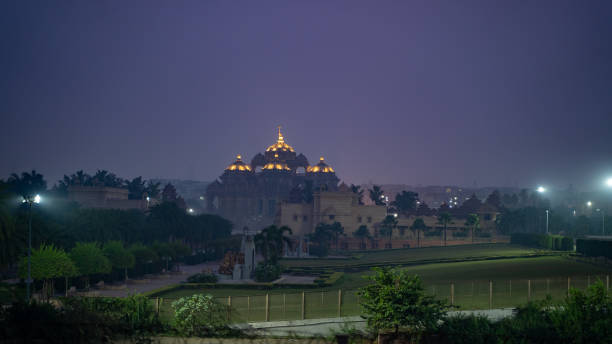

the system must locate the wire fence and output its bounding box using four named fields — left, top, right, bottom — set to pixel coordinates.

left=150, top=274, right=610, bottom=324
